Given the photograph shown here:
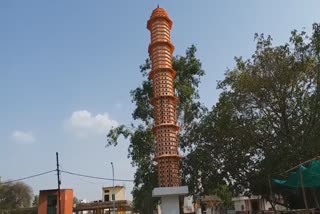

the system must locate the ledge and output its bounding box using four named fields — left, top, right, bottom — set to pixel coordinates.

left=152, top=186, right=188, bottom=197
